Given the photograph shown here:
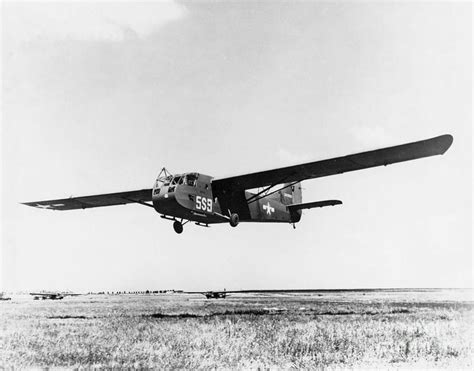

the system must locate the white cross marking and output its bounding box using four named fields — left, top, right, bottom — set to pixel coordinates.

left=263, top=202, right=275, bottom=215
left=36, top=204, right=52, bottom=209
left=36, top=203, right=65, bottom=209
